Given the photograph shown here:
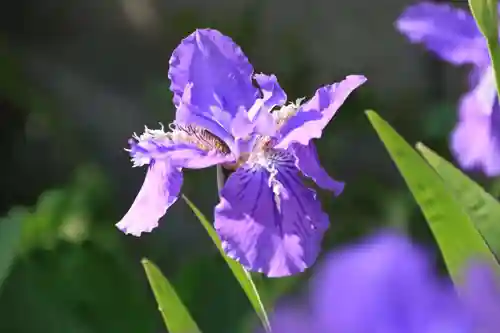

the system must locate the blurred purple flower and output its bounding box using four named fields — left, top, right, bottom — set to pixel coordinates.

left=116, top=28, right=366, bottom=277
left=396, top=3, right=500, bottom=176
left=264, top=231, right=475, bottom=333
left=462, top=262, right=500, bottom=333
